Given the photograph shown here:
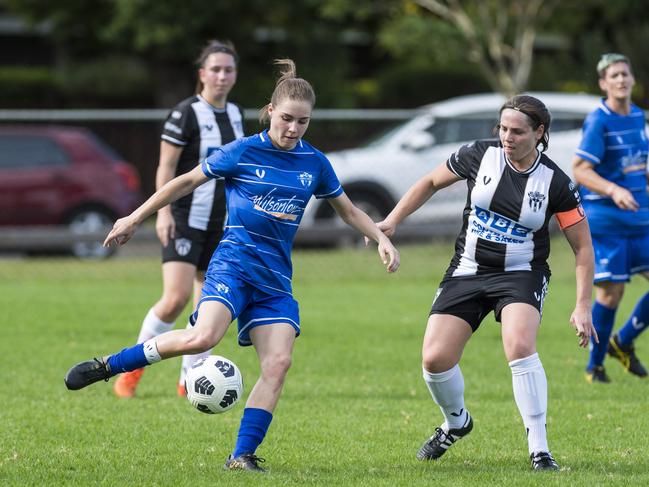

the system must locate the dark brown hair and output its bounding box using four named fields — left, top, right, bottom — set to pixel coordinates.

left=259, top=59, right=316, bottom=123
left=194, top=39, right=238, bottom=94
left=498, top=95, right=551, bottom=152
